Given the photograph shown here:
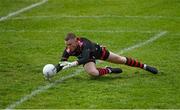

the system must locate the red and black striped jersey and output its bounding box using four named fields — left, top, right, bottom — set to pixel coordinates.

left=61, top=37, right=102, bottom=65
